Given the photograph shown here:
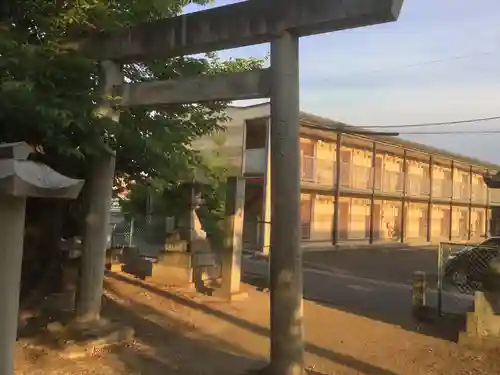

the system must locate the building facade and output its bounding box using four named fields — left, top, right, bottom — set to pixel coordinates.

left=191, top=103, right=500, bottom=251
